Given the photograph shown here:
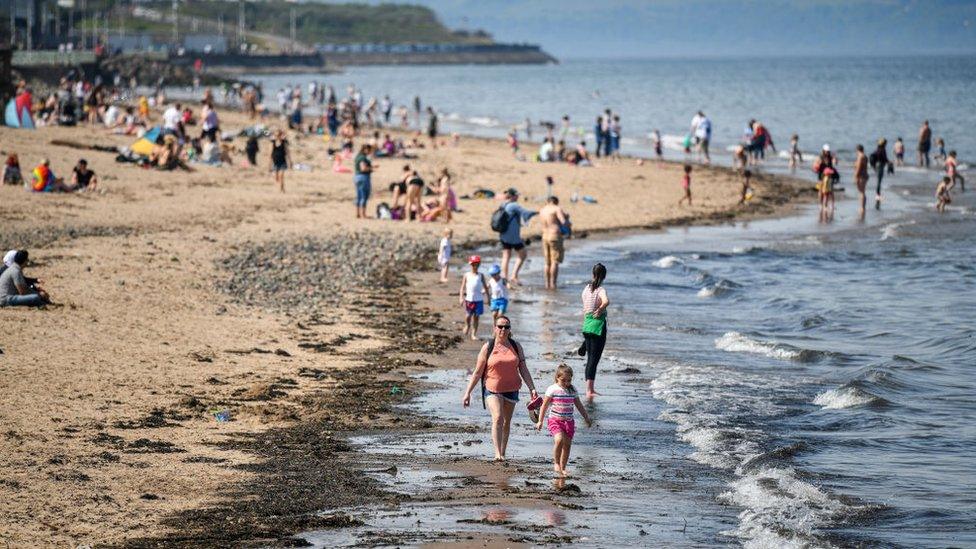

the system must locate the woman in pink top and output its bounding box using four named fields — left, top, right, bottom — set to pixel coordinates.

left=462, top=314, right=539, bottom=461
